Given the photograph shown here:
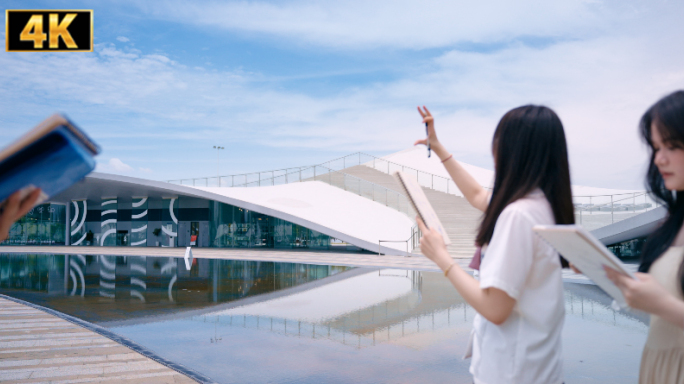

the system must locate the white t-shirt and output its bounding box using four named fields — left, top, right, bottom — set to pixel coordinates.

left=470, top=189, right=565, bottom=384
